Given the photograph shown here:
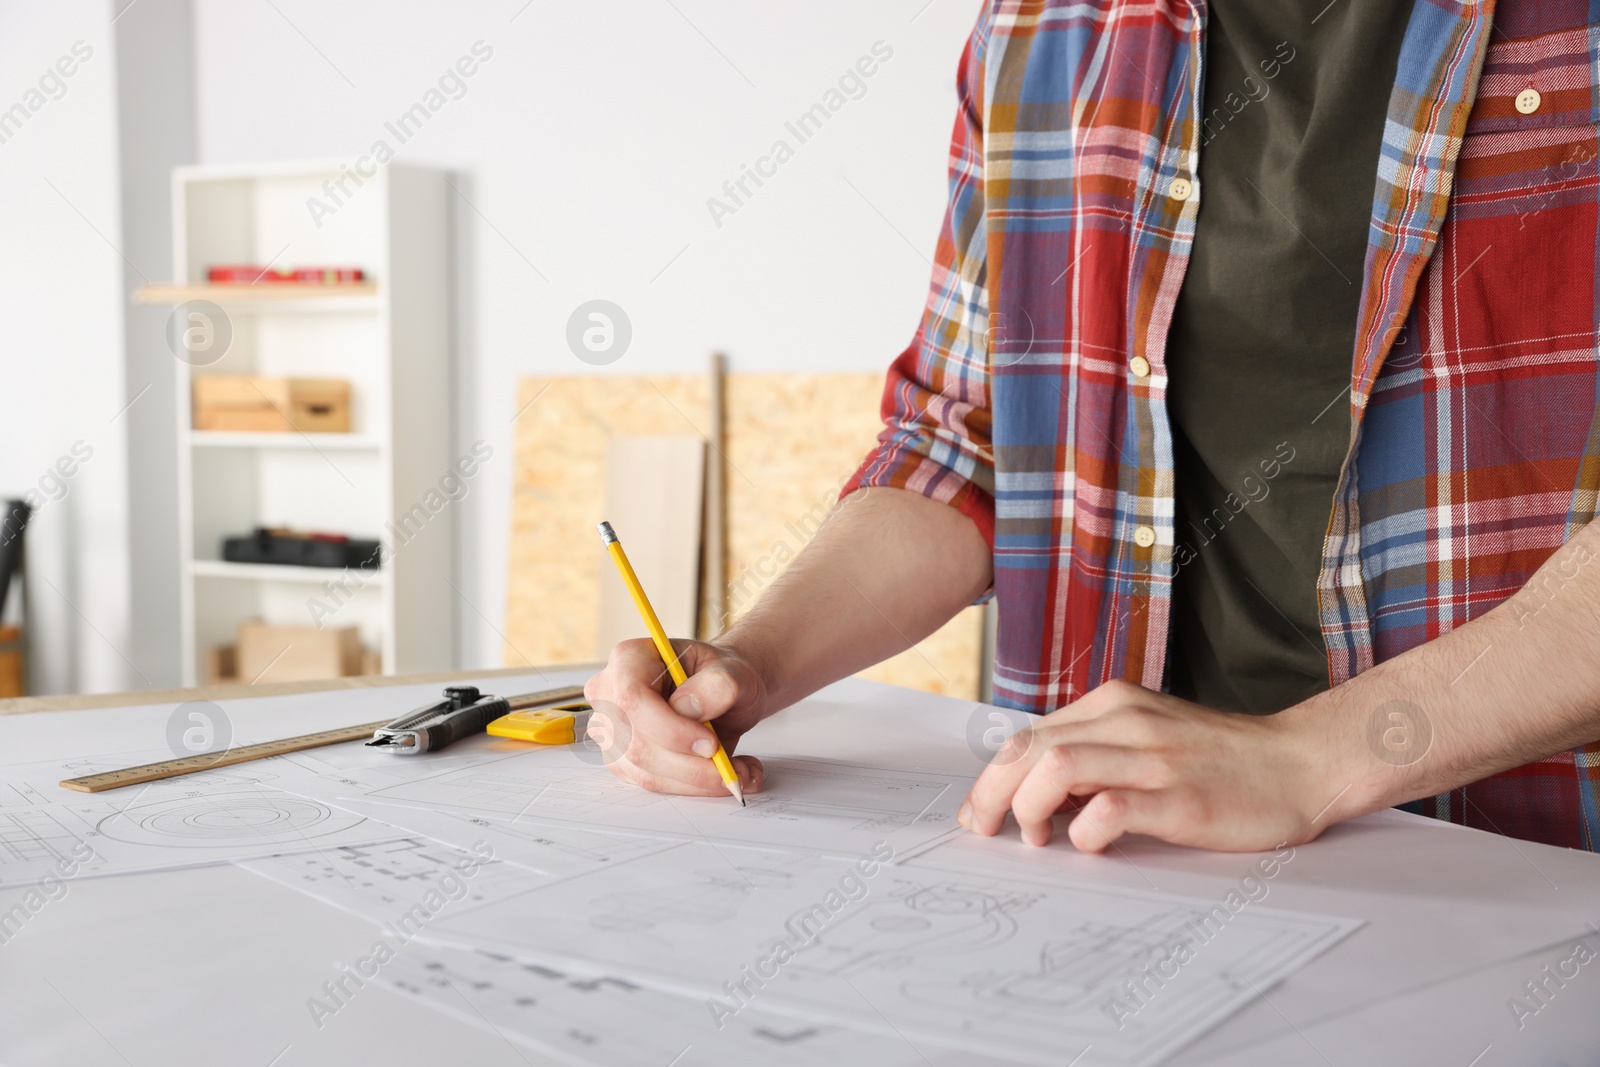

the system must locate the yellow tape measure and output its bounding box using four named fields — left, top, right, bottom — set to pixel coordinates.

left=485, top=702, right=591, bottom=744
left=58, top=720, right=392, bottom=793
